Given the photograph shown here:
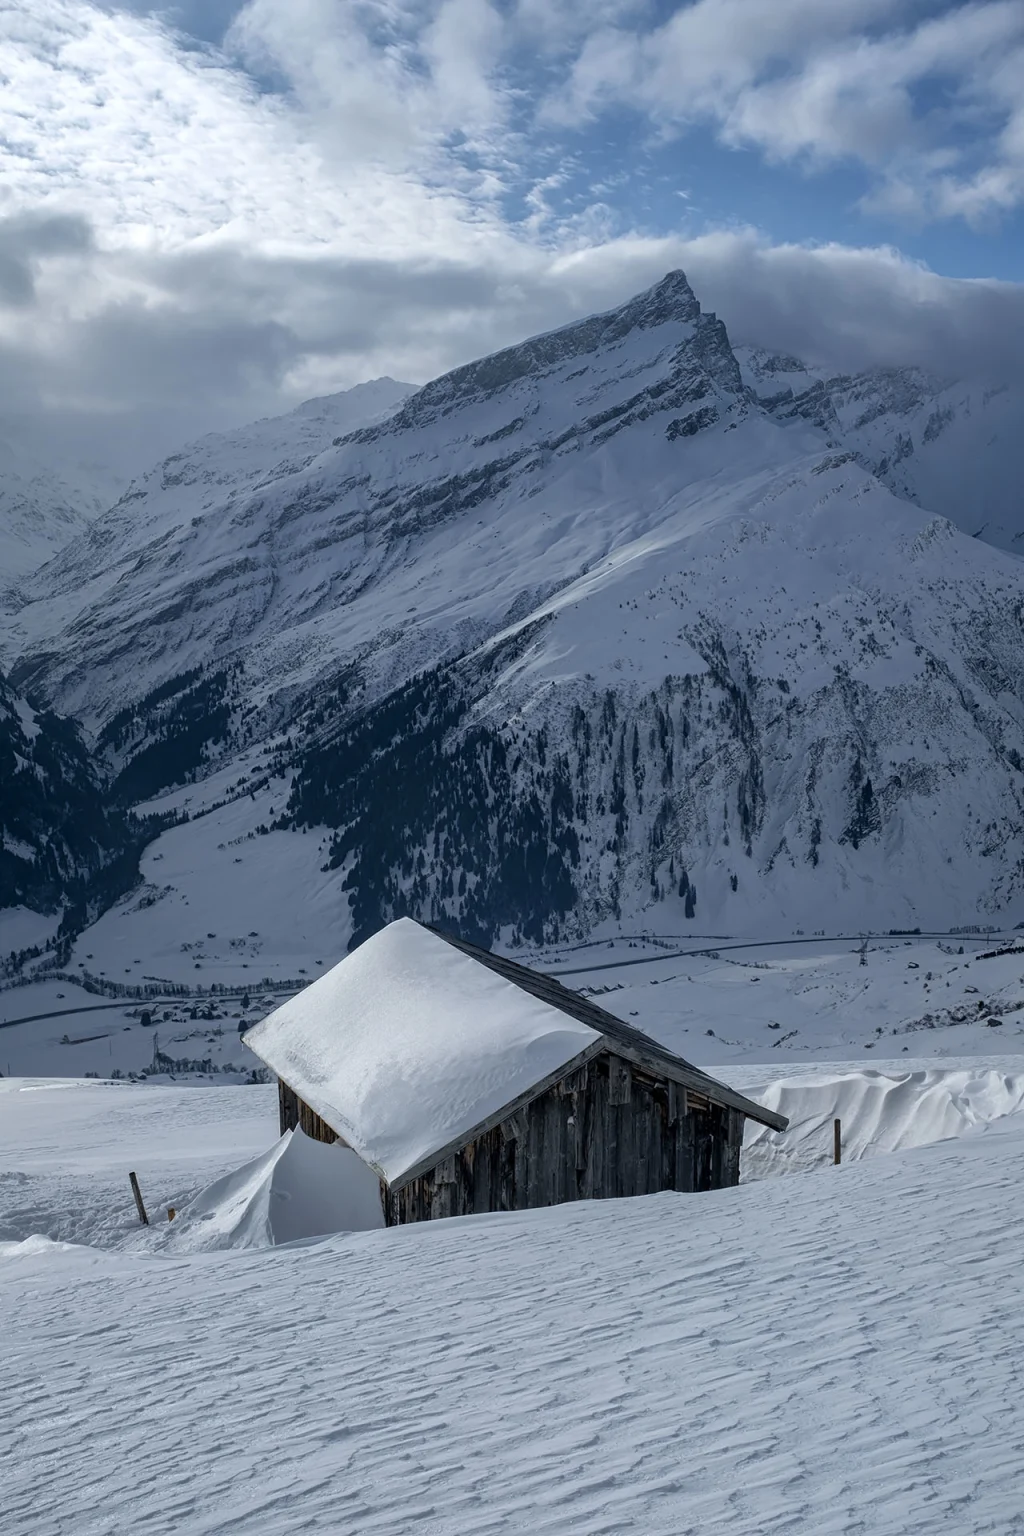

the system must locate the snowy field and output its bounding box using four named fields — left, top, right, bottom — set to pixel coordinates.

left=3, top=1071, right=1024, bottom=1534
left=535, top=931, right=1024, bottom=1067
left=6, top=909, right=1024, bottom=1531
left=69, top=764, right=347, bottom=989
left=0, top=1079, right=276, bottom=1247
left=5, top=927, right=1024, bottom=1083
